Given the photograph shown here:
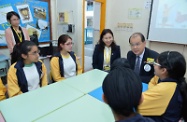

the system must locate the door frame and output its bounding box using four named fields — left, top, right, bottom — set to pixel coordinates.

left=82, top=0, right=106, bottom=72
